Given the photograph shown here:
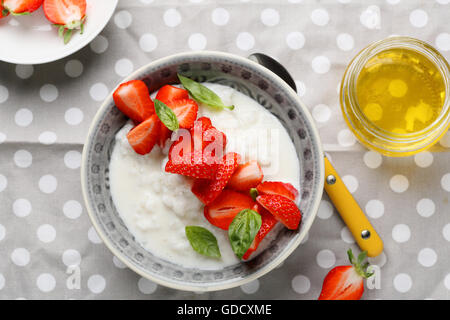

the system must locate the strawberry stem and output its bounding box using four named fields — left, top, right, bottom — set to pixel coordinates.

left=249, top=188, right=258, bottom=201
left=347, top=249, right=374, bottom=279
